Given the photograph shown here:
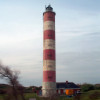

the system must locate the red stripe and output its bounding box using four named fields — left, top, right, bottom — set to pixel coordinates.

left=44, top=30, right=55, bottom=40
left=43, top=71, right=56, bottom=82
left=44, top=12, right=55, bottom=22
left=43, top=49, right=55, bottom=60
